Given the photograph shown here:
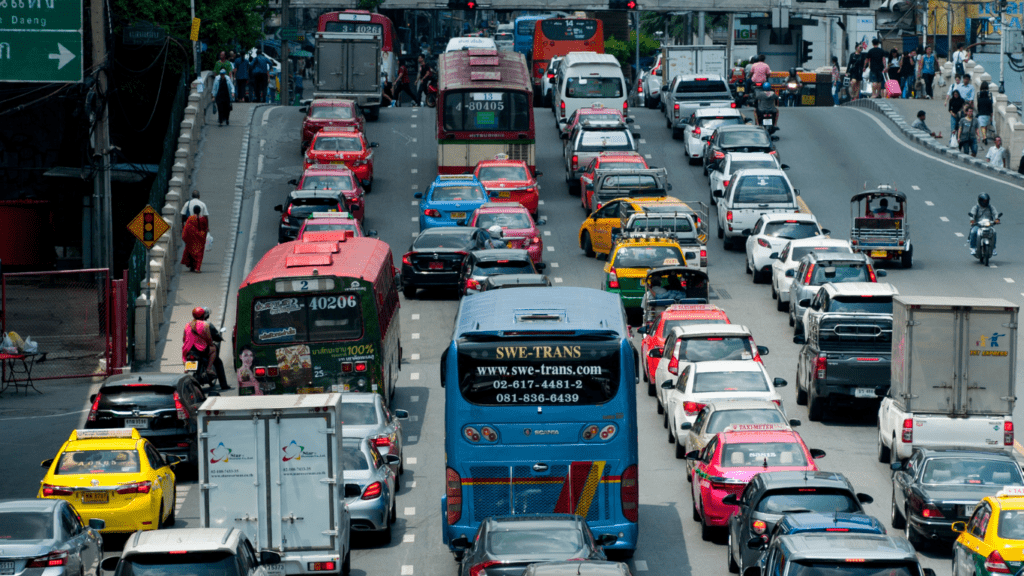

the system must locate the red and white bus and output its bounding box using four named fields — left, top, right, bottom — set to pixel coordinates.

left=436, top=49, right=536, bottom=175
left=530, top=18, right=604, bottom=102
left=316, top=10, right=399, bottom=85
